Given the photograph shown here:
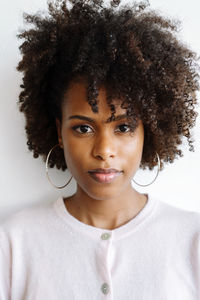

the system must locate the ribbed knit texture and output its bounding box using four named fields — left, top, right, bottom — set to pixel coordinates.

left=0, top=195, right=200, bottom=300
